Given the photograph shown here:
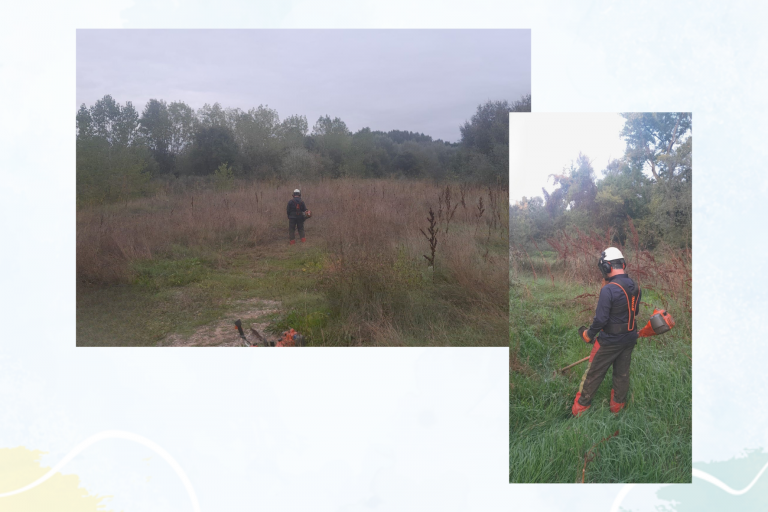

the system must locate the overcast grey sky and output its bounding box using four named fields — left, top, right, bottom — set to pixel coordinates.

left=77, top=29, right=530, bottom=142
left=509, top=113, right=627, bottom=204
